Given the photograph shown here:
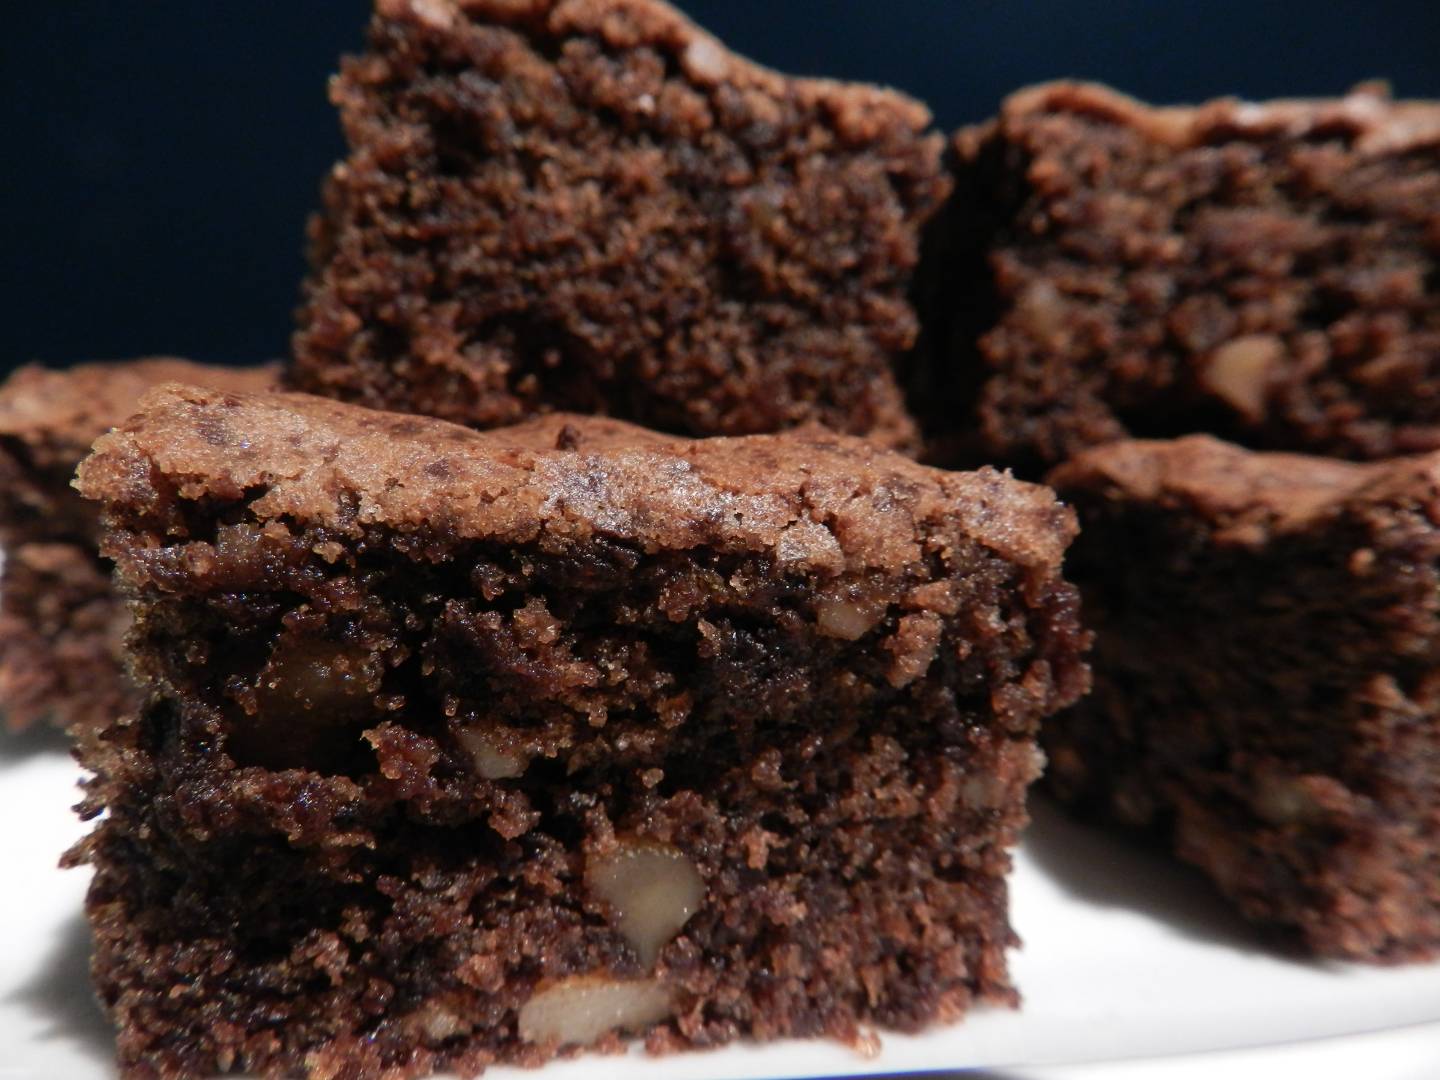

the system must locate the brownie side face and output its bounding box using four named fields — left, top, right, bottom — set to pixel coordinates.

left=73, top=387, right=1087, bottom=1079
left=291, top=0, right=948, bottom=449
left=0, top=359, right=277, bottom=731
left=1047, top=434, right=1440, bottom=961
left=912, top=81, right=1440, bottom=472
